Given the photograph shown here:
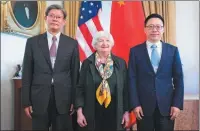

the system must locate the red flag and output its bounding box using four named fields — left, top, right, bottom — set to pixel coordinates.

left=110, top=1, right=146, bottom=63
left=110, top=1, right=146, bottom=128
